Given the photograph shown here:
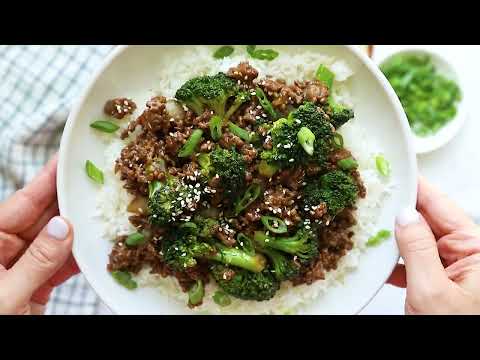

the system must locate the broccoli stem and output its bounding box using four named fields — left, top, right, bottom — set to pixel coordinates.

left=206, top=245, right=267, bottom=273
left=254, top=231, right=302, bottom=255
left=178, top=129, right=204, bottom=158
